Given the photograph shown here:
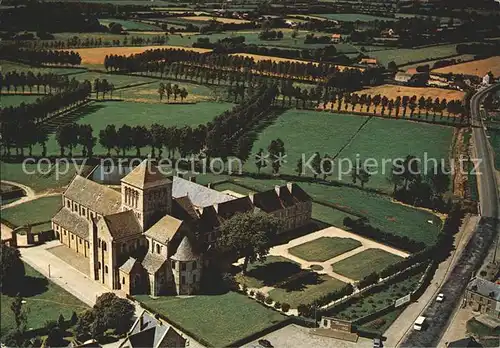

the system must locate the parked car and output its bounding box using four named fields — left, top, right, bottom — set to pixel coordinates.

left=258, top=339, right=273, bottom=348
left=414, top=316, right=426, bottom=331
left=436, top=293, right=445, bottom=302
left=373, top=337, right=383, bottom=347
